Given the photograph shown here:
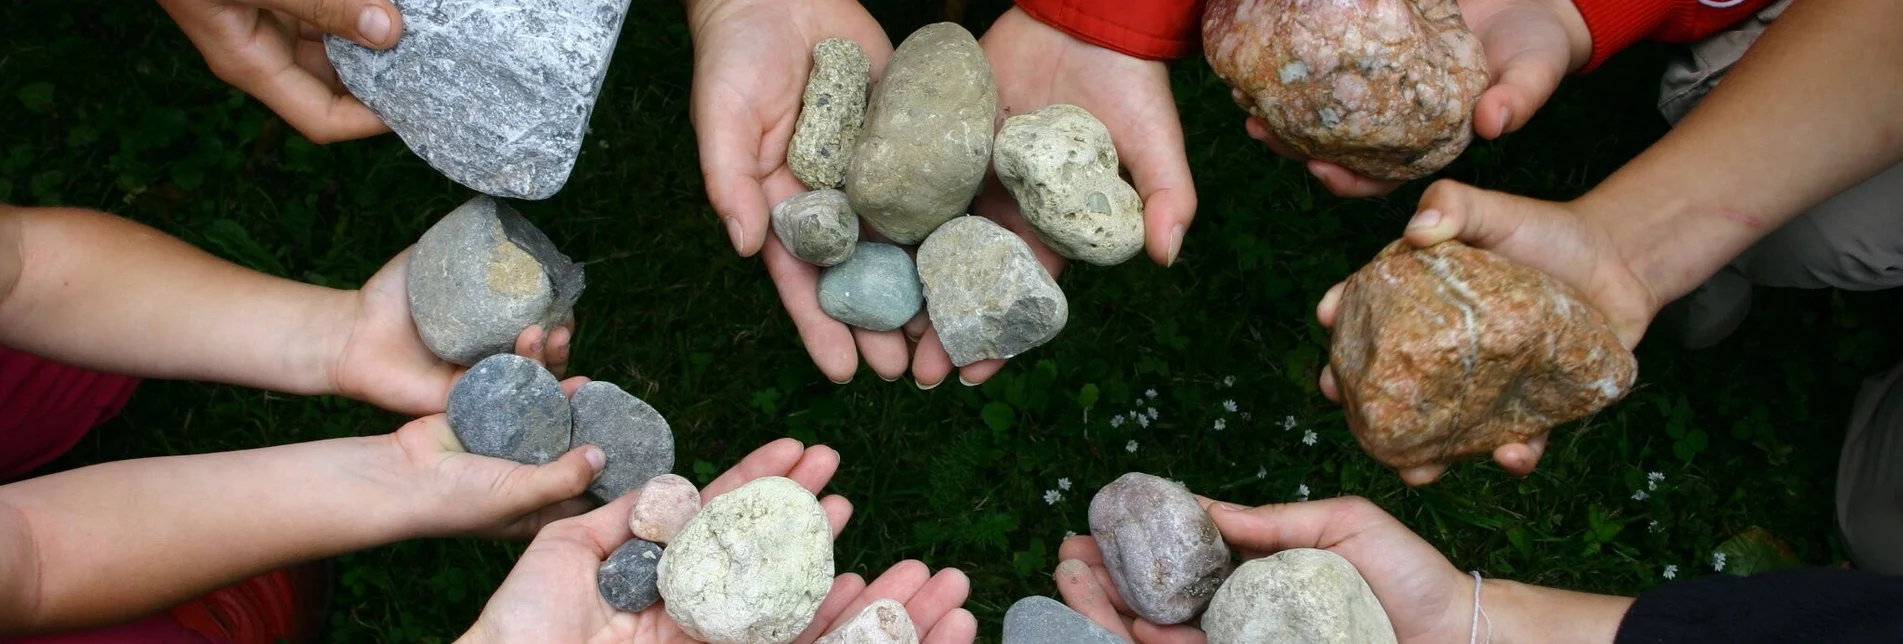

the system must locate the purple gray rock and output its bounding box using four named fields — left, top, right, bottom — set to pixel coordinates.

left=446, top=353, right=571, bottom=465
left=845, top=23, right=997, bottom=244
left=771, top=189, right=859, bottom=267
left=658, top=477, right=833, bottom=644
left=915, top=216, right=1067, bottom=367
left=1202, top=549, right=1398, bottom=644
left=789, top=39, right=871, bottom=190
left=992, top=105, right=1144, bottom=266
left=324, top=0, right=632, bottom=199
left=1087, top=472, right=1232, bottom=624
left=815, top=599, right=918, bottom=644
left=1001, top=596, right=1123, bottom=644
left=818, top=242, right=922, bottom=332
left=597, top=537, right=664, bottom=613
left=408, top=195, right=584, bottom=366
left=571, top=381, right=675, bottom=504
